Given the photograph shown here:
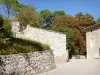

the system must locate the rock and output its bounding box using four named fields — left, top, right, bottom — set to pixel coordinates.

left=0, top=51, right=56, bottom=75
